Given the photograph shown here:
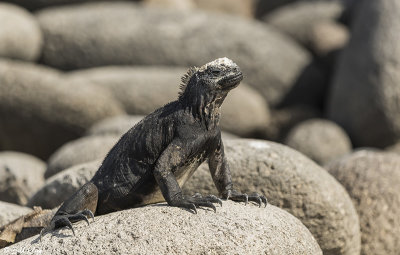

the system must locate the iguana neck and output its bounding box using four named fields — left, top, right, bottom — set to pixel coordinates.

left=180, top=90, right=227, bottom=130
